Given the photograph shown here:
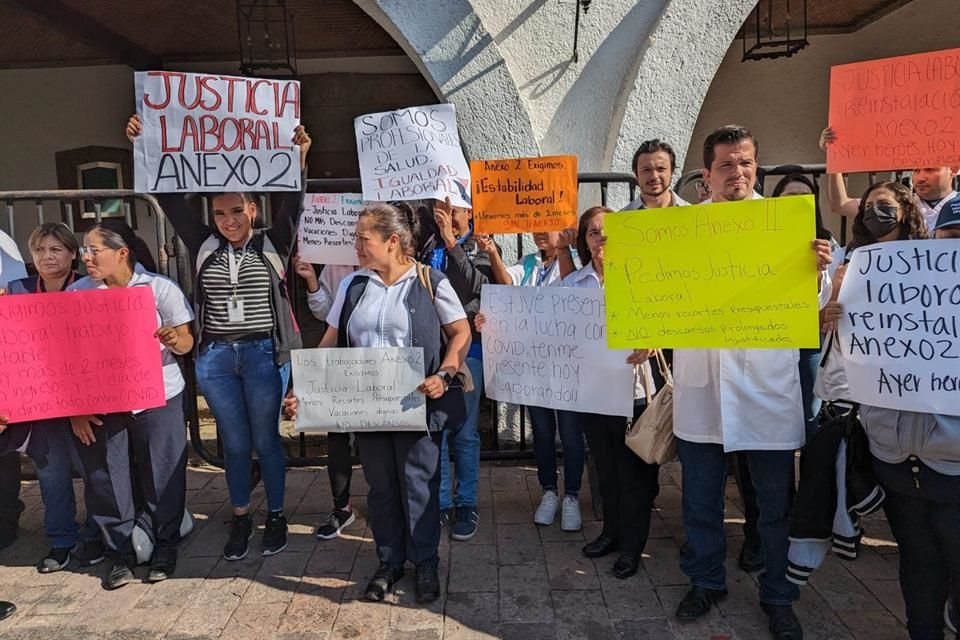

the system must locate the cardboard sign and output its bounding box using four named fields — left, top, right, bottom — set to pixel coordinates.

left=481, top=285, right=634, bottom=416
left=355, top=104, right=471, bottom=207
left=604, top=197, right=820, bottom=349
left=291, top=347, right=427, bottom=432
left=827, top=48, right=960, bottom=173
left=298, top=193, right=363, bottom=265
left=471, top=156, right=578, bottom=234
left=0, top=288, right=165, bottom=423
left=837, top=240, right=960, bottom=415
left=134, top=71, right=301, bottom=192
